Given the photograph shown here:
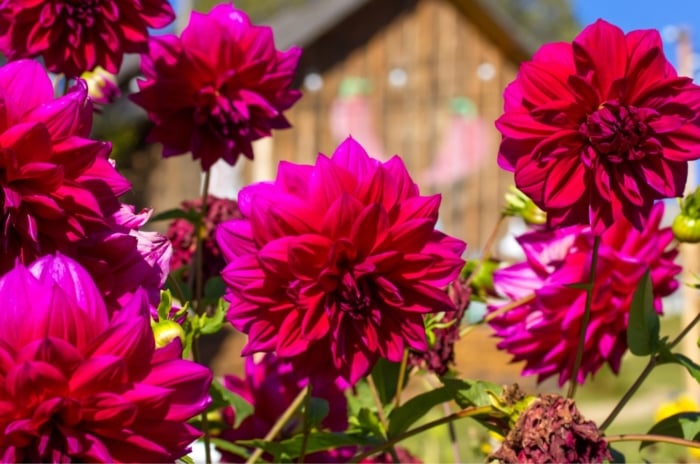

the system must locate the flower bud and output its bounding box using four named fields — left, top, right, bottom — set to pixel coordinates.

left=503, top=186, right=546, bottom=226
left=152, top=319, right=186, bottom=348
left=673, top=188, right=700, bottom=243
